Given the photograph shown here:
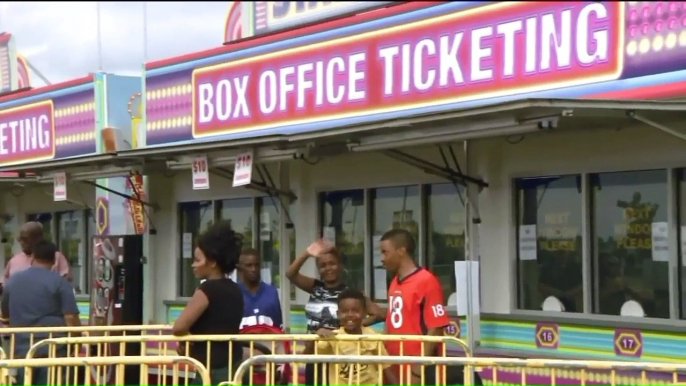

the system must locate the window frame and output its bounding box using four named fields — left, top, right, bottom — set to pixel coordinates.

left=512, top=168, right=682, bottom=322
left=177, top=196, right=286, bottom=298
left=177, top=200, right=215, bottom=298
left=513, top=174, right=585, bottom=312
left=55, top=210, right=90, bottom=294
left=316, top=182, right=465, bottom=307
